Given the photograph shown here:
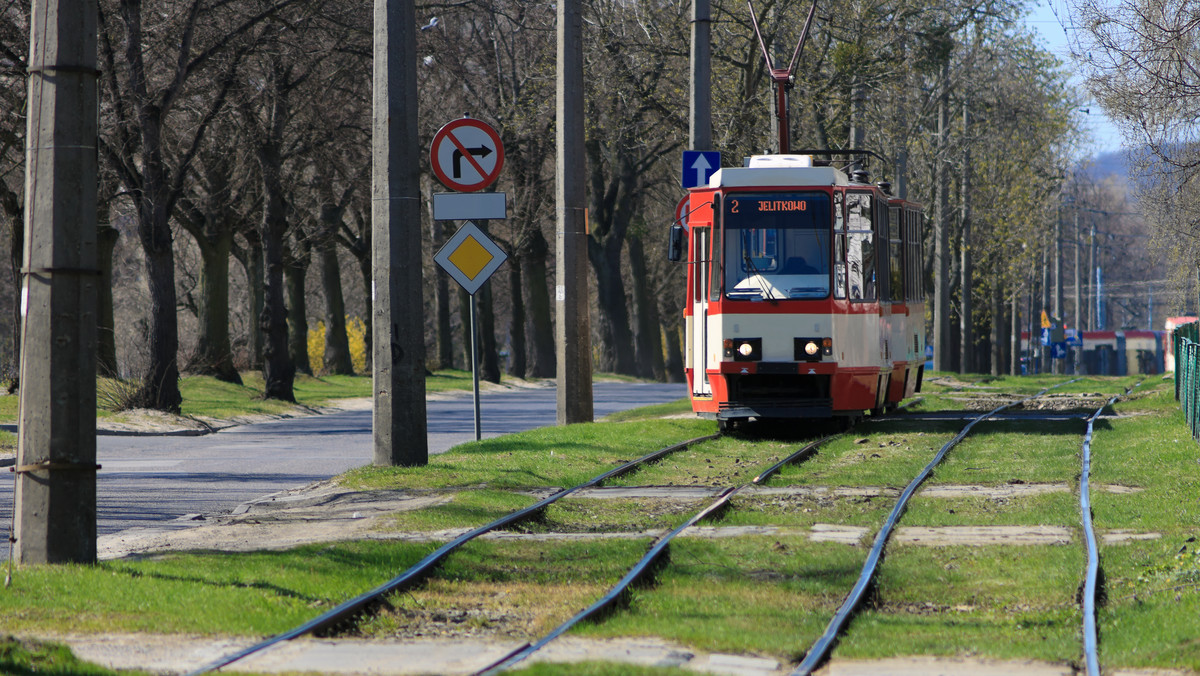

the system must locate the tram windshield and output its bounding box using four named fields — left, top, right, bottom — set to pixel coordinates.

left=721, top=191, right=831, bottom=300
